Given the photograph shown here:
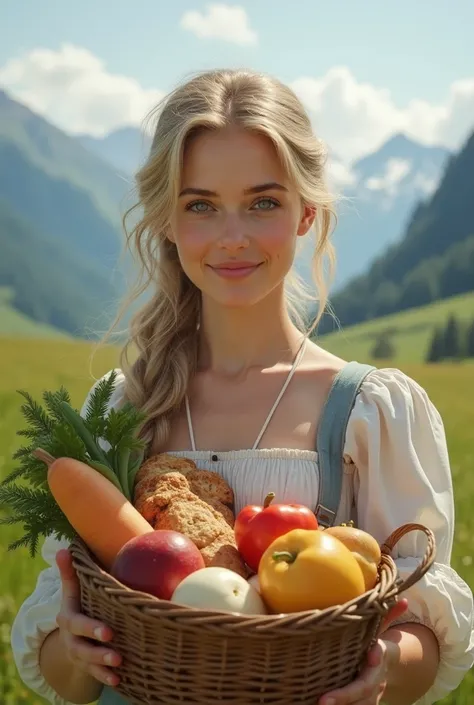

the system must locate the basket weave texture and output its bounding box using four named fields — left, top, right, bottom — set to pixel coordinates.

left=70, top=523, right=435, bottom=705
